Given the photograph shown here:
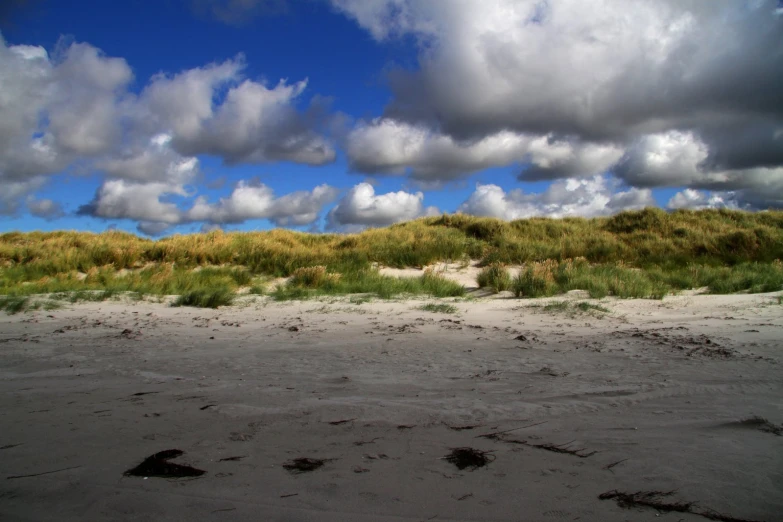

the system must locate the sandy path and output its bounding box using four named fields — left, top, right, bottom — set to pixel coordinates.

left=0, top=293, right=781, bottom=521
